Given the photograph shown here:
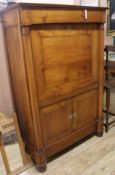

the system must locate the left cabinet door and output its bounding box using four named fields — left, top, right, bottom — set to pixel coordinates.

left=40, top=100, right=72, bottom=146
